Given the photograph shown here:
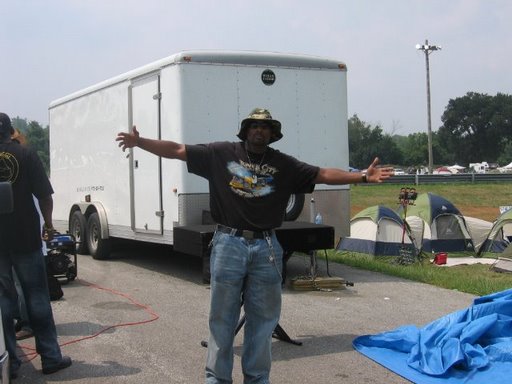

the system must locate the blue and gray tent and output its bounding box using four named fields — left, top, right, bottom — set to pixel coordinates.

left=400, top=192, right=474, bottom=253
left=337, top=205, right=416, bottom=256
